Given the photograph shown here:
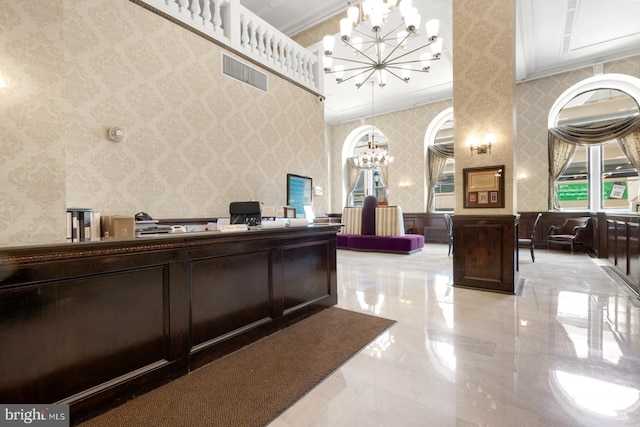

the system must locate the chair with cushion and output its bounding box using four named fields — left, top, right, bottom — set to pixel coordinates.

left=518, top=212, right=542, bottom=262
left=547, top=217, right=590, bottom=254
left=443, top=213, right=453, bottom=256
